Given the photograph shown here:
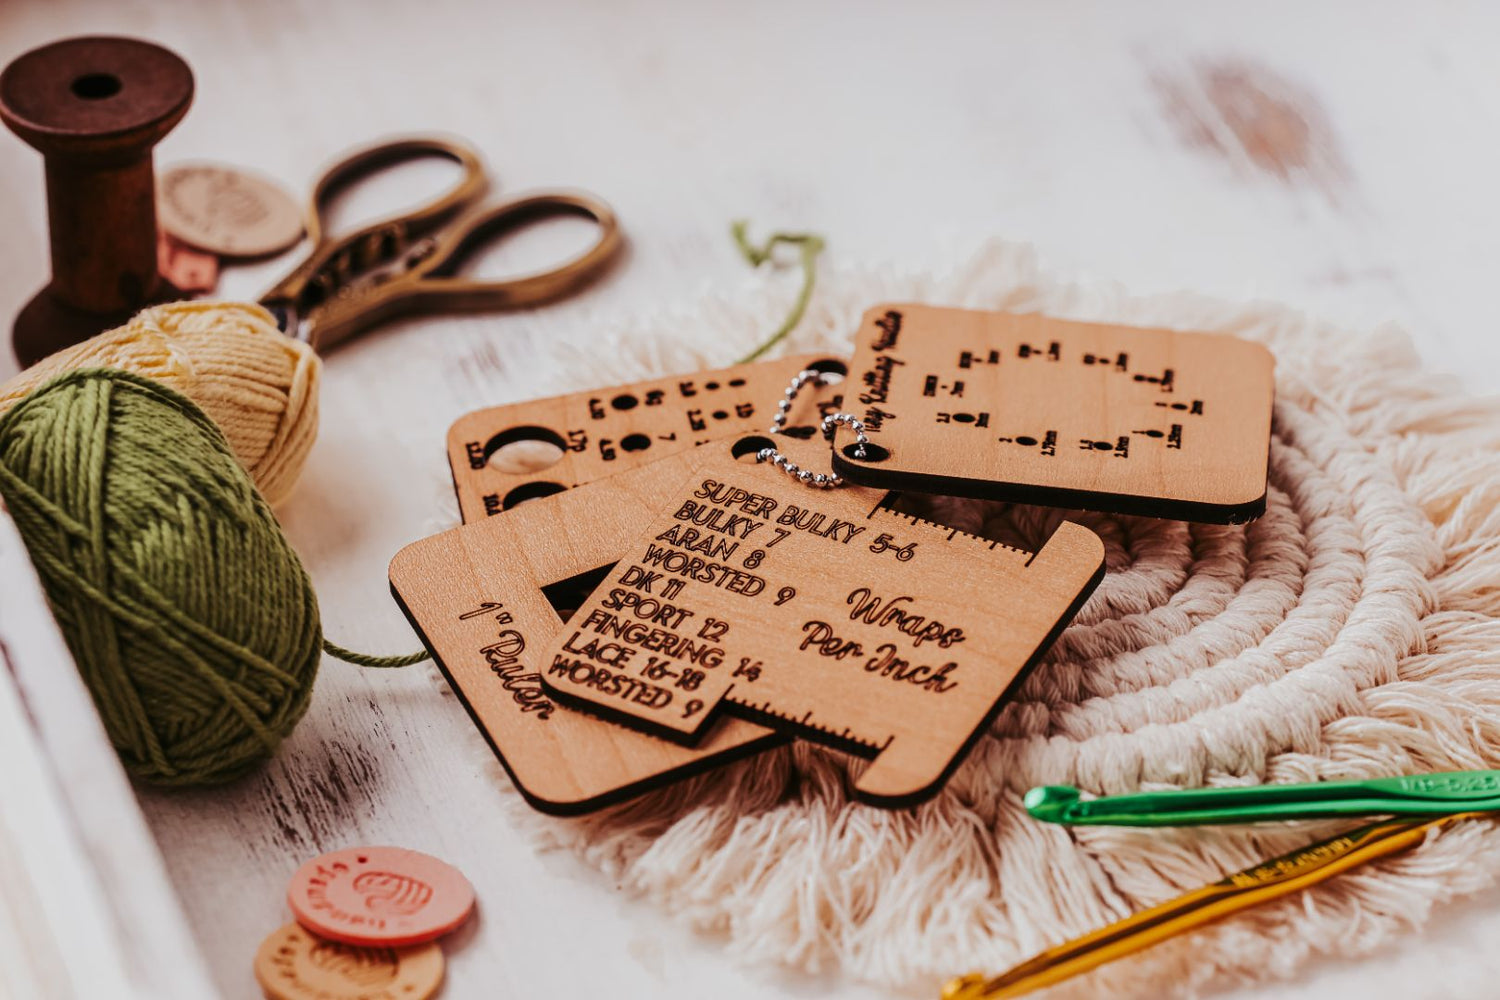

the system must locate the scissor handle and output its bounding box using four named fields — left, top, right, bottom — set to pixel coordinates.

left=260, top=135, right=488, bottom=340
left=304, top=135, right=487, bottom=246
left=303, top=189, right=624, bottom=351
